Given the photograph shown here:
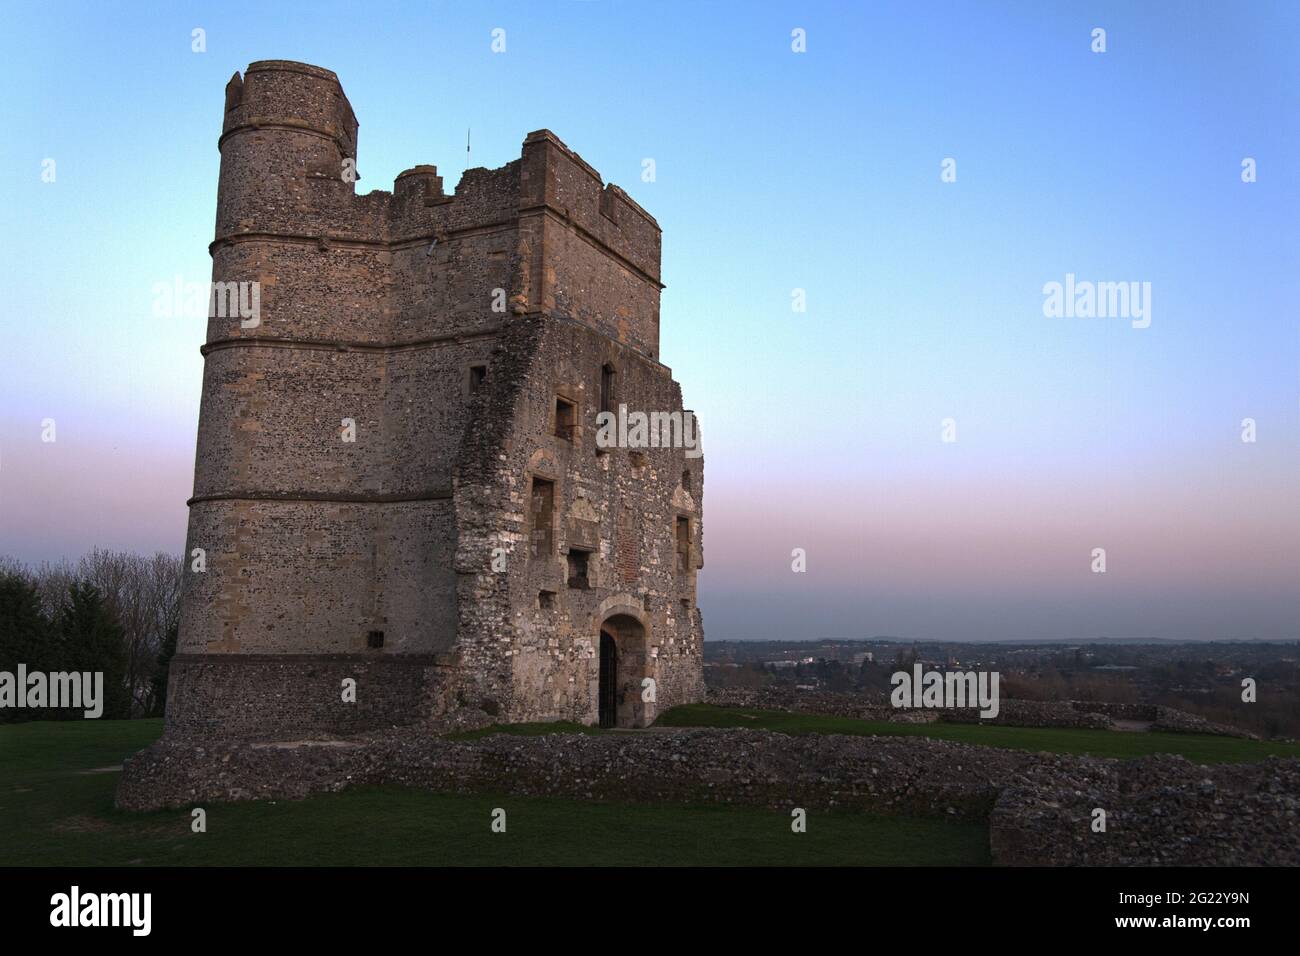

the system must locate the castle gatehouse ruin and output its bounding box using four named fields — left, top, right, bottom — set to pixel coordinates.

left=164, top=60, right=705, bottom=741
